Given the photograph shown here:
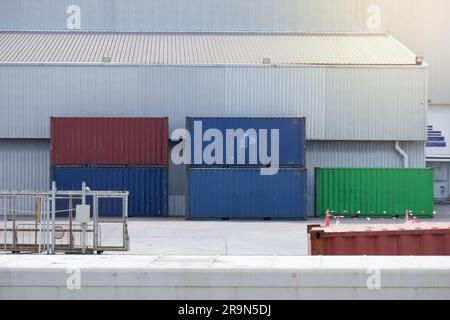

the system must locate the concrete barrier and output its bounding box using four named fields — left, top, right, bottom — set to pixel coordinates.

left=1, top=255, right=450, bottom=300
